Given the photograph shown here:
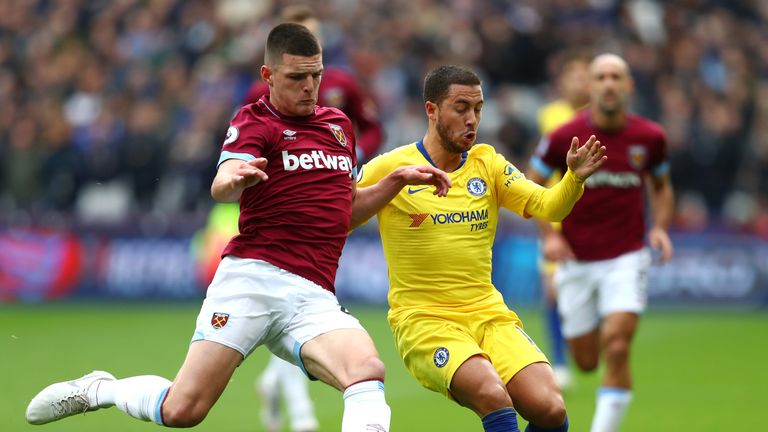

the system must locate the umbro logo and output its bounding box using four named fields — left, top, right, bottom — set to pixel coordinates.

left=283, top=129, right=297, bottom=140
